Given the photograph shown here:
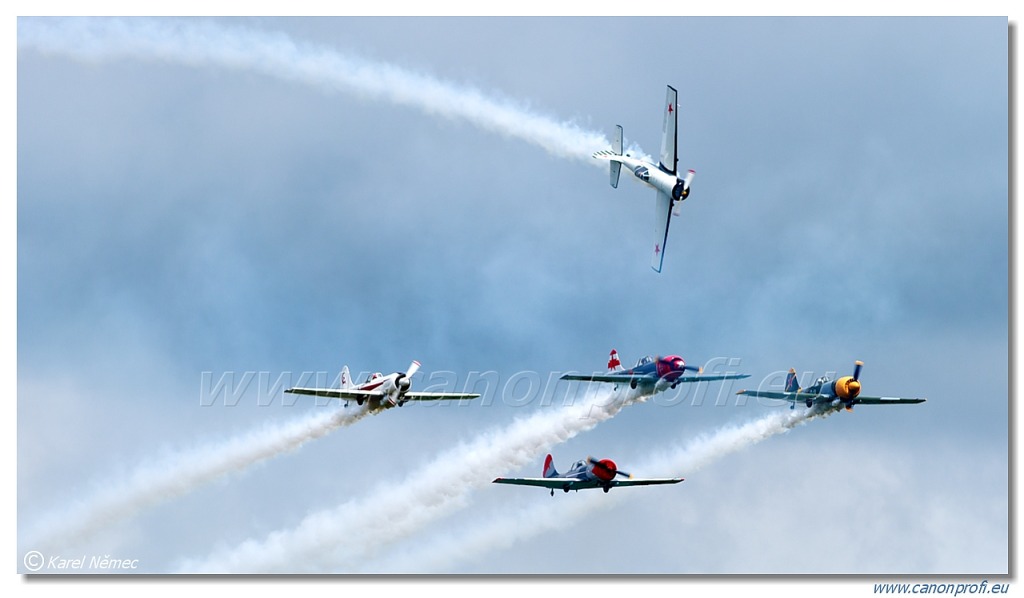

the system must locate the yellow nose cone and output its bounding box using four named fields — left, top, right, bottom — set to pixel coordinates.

left=834, top=376, right=862, bottom=399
